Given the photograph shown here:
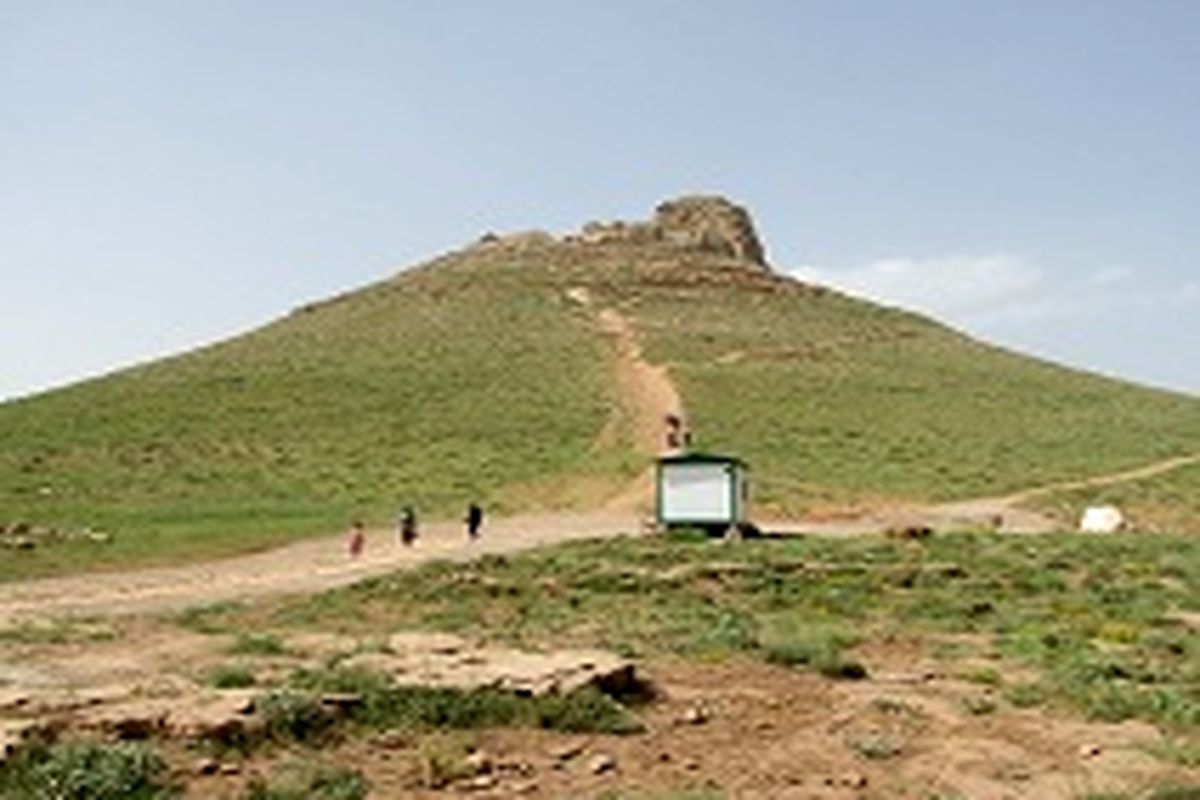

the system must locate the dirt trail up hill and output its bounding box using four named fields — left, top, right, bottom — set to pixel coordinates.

left=595, top=302, right=684, bottom=515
